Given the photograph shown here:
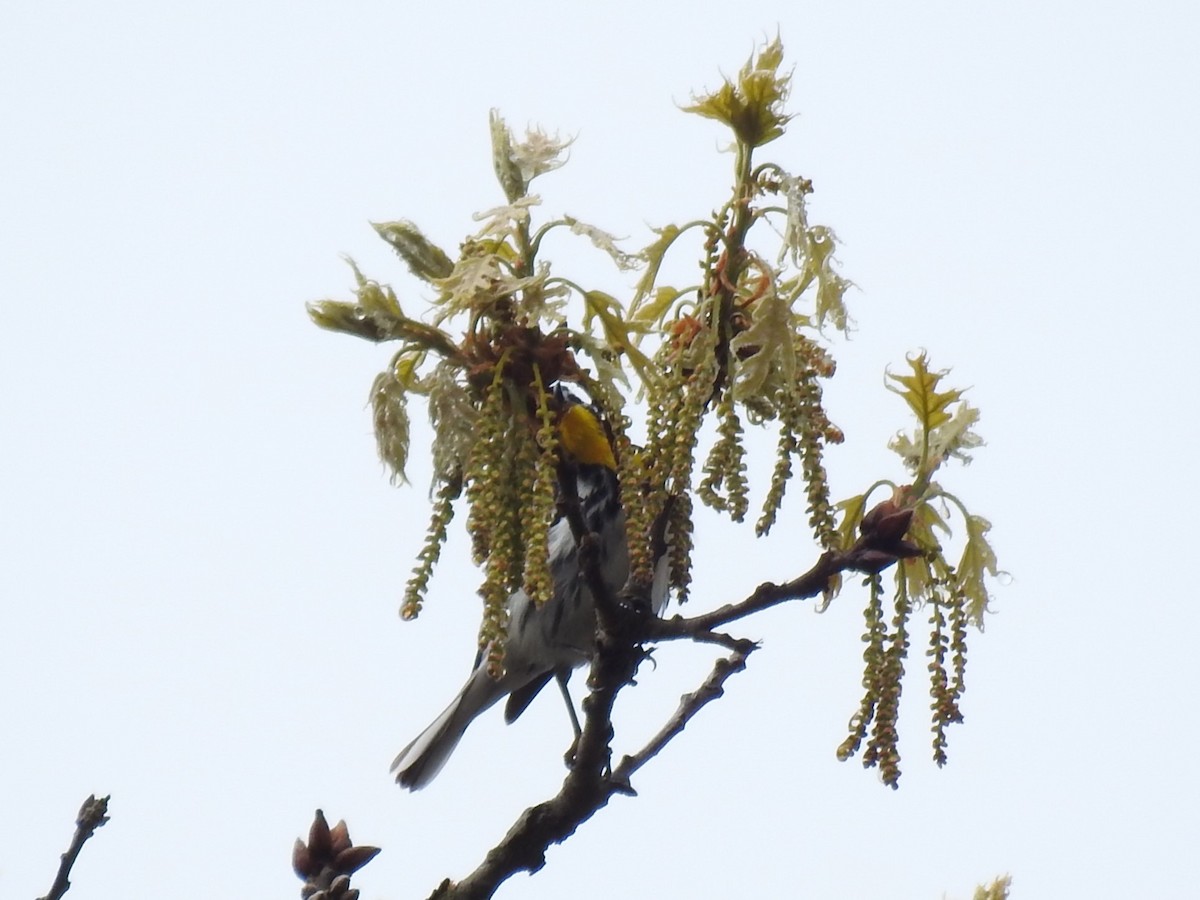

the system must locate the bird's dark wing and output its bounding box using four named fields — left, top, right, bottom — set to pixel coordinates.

left=503, top=670, right=556, bottom=723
